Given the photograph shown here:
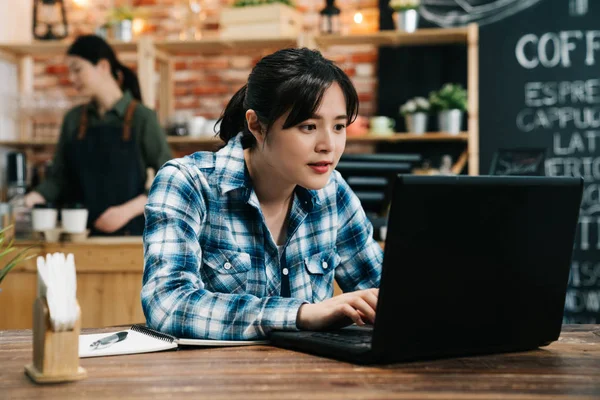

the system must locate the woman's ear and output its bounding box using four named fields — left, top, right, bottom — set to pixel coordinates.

left=96, top=59, right=112, bottom=76
left=245, top=109, right=266, bottom=146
